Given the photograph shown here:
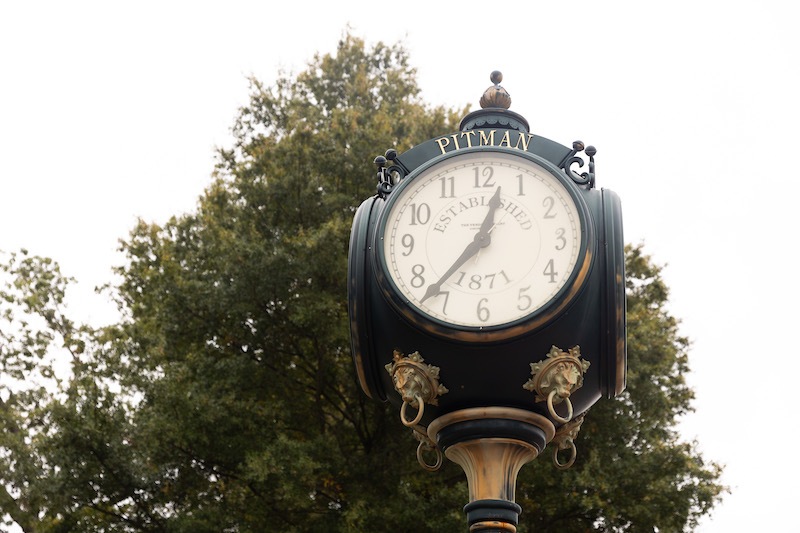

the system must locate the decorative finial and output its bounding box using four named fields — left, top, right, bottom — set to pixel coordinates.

left=480, top=70, right=511, bottom=109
